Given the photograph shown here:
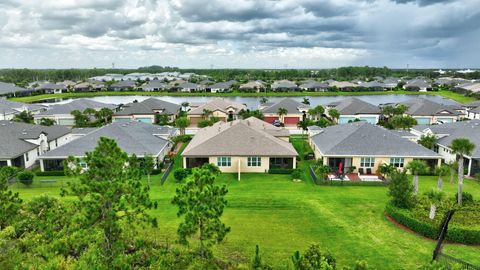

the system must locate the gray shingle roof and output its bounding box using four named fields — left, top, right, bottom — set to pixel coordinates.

left=115, top=98, right=180, bottom=116
left=37, top=83, right=67, bottom=90
left=111, top=80, right=136, bottom=88
left=327, top=97, right=380, bottom=115
left=40, top=121, right=175, bottom=158
left=0, top=82, right=30, bottom=95
left=271, top=80, right=298, bottom=89
left=140, top=80, right=169, bottom=90
left=0, top=99, right=46, bottom=115
left=188, top=98, right=246, bottom=115
left=310, top=121, right=440, bottom=157
left=300, top=80, right=329, bottom=89
left=260, top=98, right=310, bottom=114
left=404, top=79, right=431, bottom=89
left=414, top=120, right=480, bottom=158
left=182, top=119, right=297, bottom=157
left=0, top=121, right=71, bottom=159
left=400, top=98, right=461, bottom=116
left=178, top=82, right=202, bottom=90
left=37, top=99, right=117, bottom=116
